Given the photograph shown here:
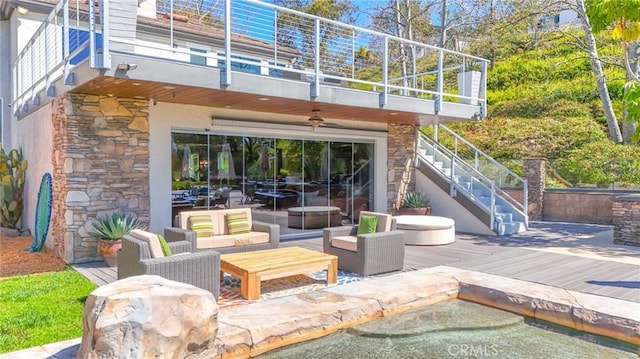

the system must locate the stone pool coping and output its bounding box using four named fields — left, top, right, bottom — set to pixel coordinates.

left=1, top=266, right=638, bottom=358
left=215, top=266, right=640, bottom=358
